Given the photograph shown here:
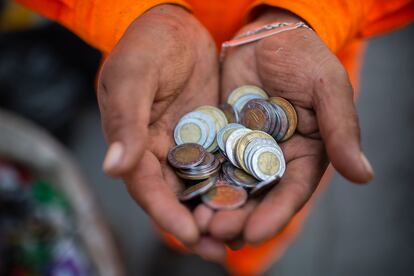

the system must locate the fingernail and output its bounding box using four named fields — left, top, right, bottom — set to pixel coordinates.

left=103, top=142, right=124, bottom=174
left=361, top=152, right=374, bottom=178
